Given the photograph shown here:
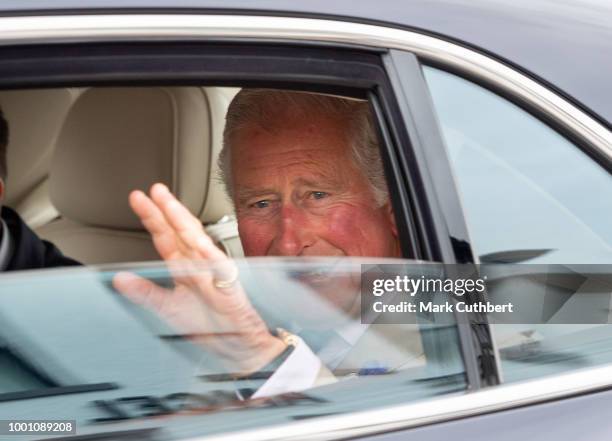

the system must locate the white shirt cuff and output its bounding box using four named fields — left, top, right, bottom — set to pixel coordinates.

left=251, top=336, right=321, bottom=399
